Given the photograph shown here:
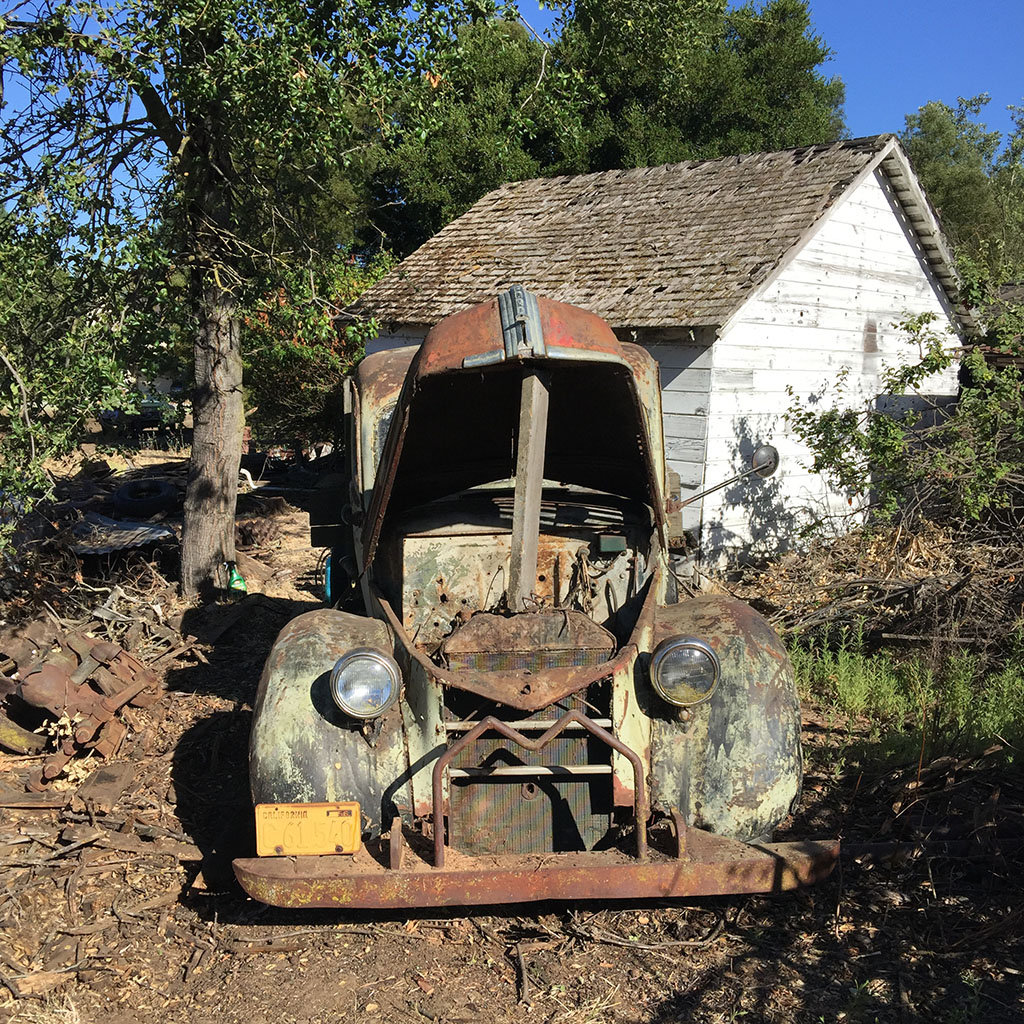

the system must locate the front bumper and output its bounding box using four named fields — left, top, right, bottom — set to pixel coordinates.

left=232, top=830, right=839, bottom=909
